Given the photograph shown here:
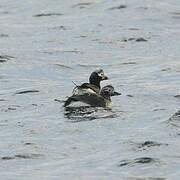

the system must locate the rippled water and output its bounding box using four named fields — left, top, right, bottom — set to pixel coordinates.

left=1, top=0, right=180, bottom=179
